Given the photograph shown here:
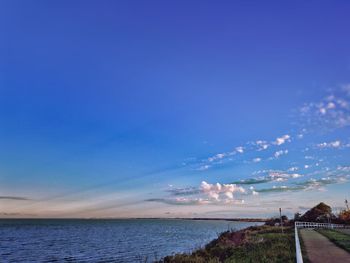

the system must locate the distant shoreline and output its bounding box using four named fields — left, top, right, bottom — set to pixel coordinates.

left=171, top=217, right=267, bottom=222
left=0, top=217, right=267, bottom=222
